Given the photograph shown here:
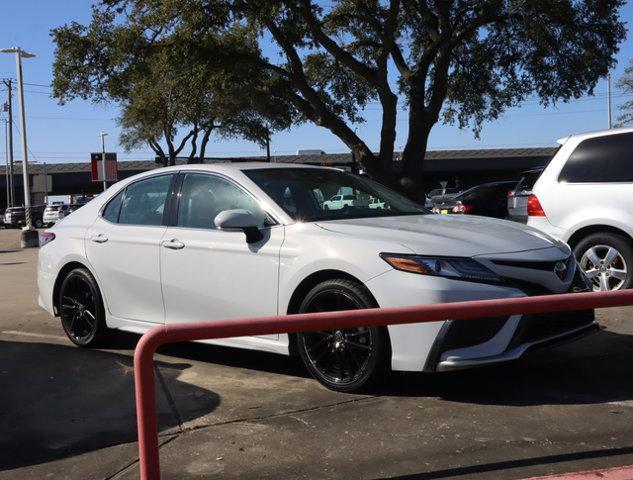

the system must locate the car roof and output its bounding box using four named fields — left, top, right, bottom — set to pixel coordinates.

left=564, top=126, right=633, bottom=142
left=149, top=162, right=336, bottom=175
